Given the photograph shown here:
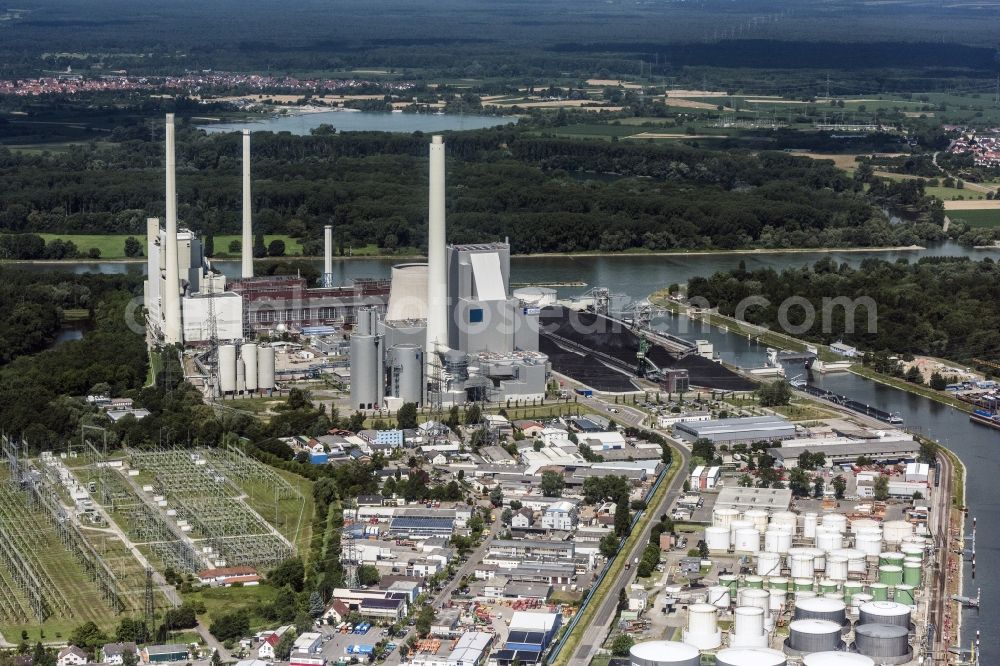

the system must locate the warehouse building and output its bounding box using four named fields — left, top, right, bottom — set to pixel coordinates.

left=714, top=486, right=793, bottom=512
left=769, top=438, right=920, bottom=468
left=674, top=415, right=795, bottom=445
